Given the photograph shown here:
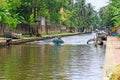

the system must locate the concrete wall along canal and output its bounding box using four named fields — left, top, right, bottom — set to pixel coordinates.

left=102, top=36, right=120, bottom=80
